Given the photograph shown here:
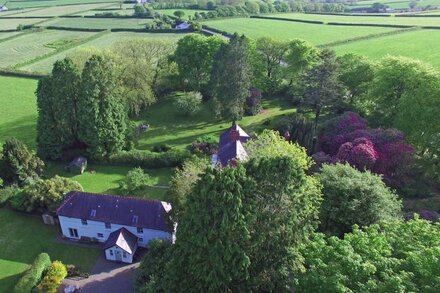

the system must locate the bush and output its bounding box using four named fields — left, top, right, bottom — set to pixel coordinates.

left=108, top=149, right=191, bottom=168
left=244, top=88, right=262, bottom=116
left=119, top=167, right=150, bottom=194
left=14, top=253, right=51, bottom=293
left=274, top=113, right=317, bottom=153
left=152, top=144, right=173, bottom=153
left=172, top=91, right=203, bottom=116
left=0, top=185, right=20, bottom=206
left=189, top=135, right=218, bottom=155
left=36, top=261, right=68, bottom=293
